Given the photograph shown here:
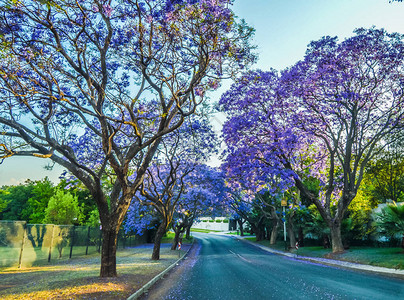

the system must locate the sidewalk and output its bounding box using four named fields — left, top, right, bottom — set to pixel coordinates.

left=236, top=236, right=404, bottom=279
